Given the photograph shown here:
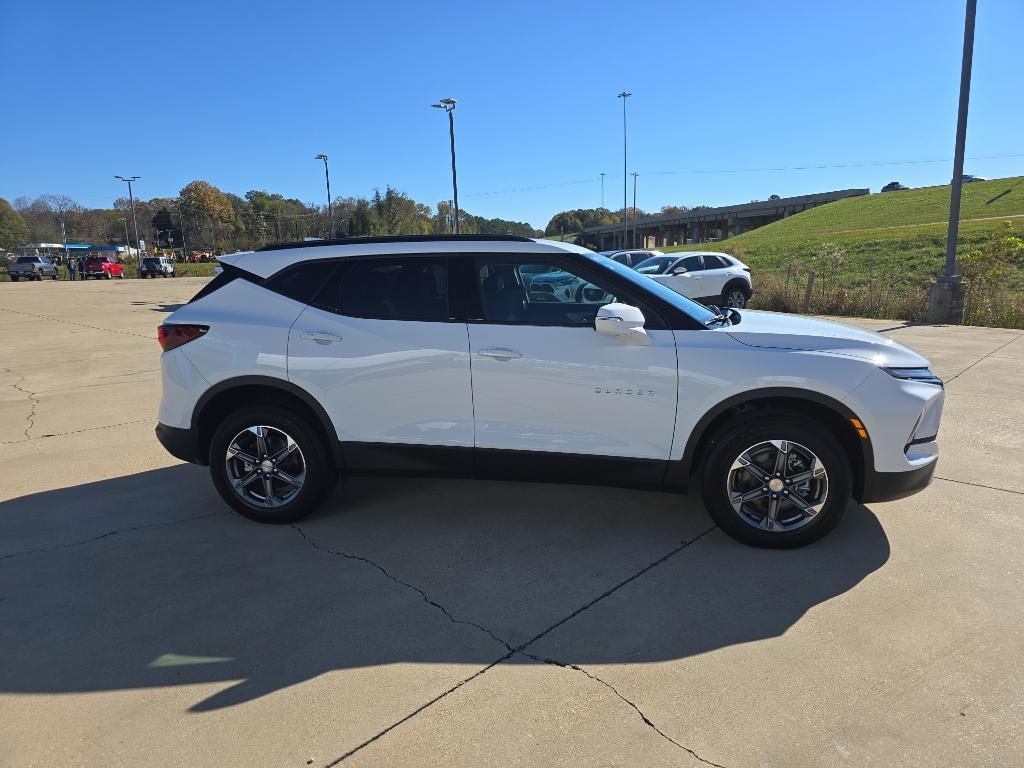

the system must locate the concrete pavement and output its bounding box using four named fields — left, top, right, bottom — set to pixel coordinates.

left=1, top=278, right=1022, bottom=767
